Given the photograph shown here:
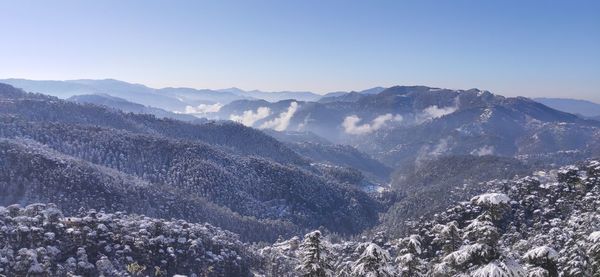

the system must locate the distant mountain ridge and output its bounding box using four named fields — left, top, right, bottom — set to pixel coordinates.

left=67, top=93, right=201, bottom=122
left=0, top=78, right=388, bottom=114
left=5, top=79, right=600, bottom=171
left=217, top=85, right=600, bottom=168
left=535, top=97, right=600, bottom=118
